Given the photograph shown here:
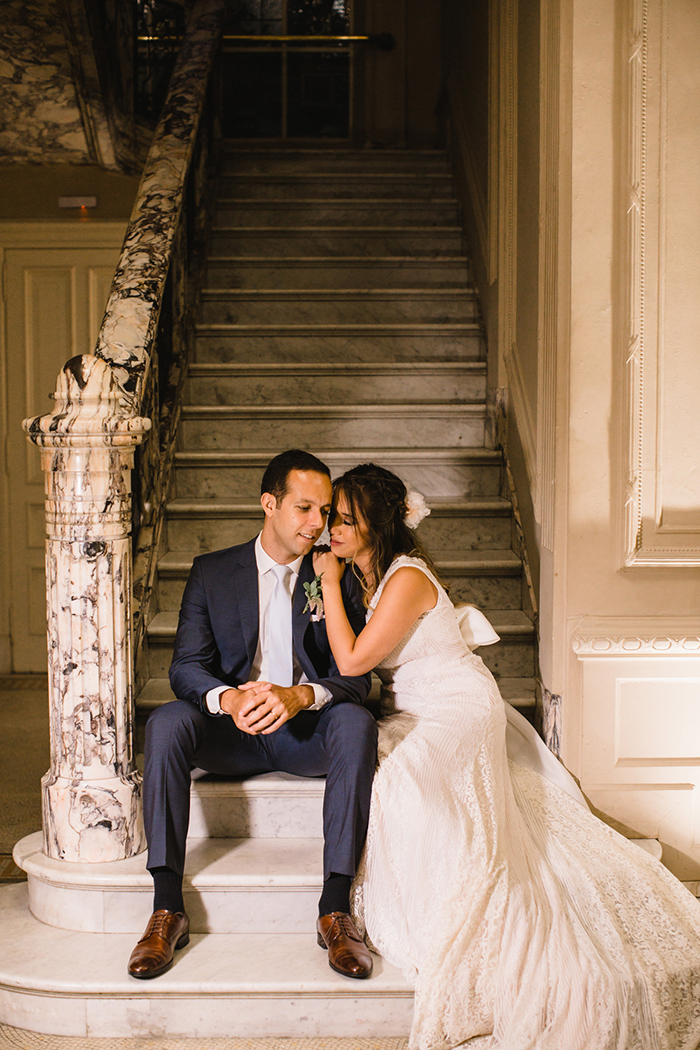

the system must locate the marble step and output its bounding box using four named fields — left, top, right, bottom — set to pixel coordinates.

left=195, top=326, right=485, bottom=363
left=187, top=361, right=486, bottom=406
left=146, top=610, right=536, bottom=681
left=206, top=256, right=471, bottom=289
left=155, top=549, right=523, bottom=614
left=178, top=403, right=487, bottom=451
left=219, top=172, right=455, bottom=200
left=221, top=147, right=450, bottom=174
left=210, top=227, right=463, bottom=257
left=173, top=447, right=503, bottom=500
left=216, top=199, right=460, bottom=226
left=16, top=831, right=328, bottom=935
left=0, top=883, right=413, bottom=1038
left=163, top=498, right=512, bottom=551
left=199, top=289, right=479, bottom=325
